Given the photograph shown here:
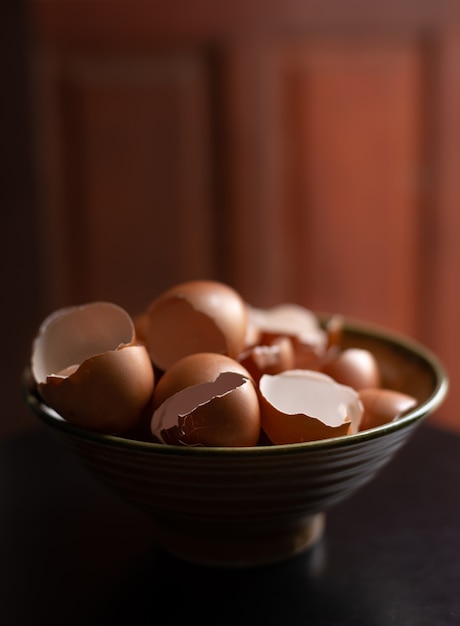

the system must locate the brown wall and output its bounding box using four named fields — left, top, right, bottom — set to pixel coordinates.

left=3, top=1, right=460, bottom=437
left=1, top=1, right=44, bottom=438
